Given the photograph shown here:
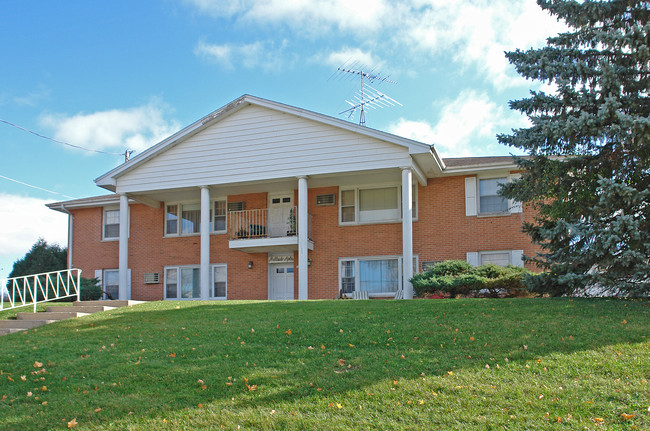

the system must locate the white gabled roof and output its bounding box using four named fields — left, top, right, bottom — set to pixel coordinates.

left=95, top=94, right=436, bottom=191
